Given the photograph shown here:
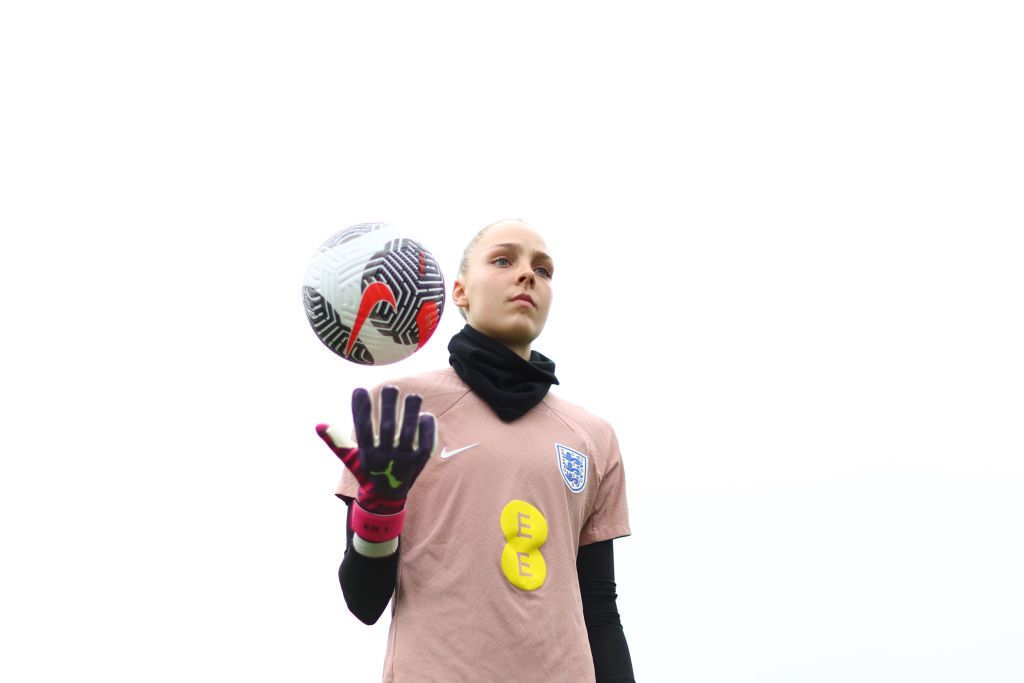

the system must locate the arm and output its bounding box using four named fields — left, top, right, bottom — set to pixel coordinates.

left=577, top=539, right=635, bottom=683
left=317, top=386, right=436, bottom=625
left=338, top=501, right=399, bottom=625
